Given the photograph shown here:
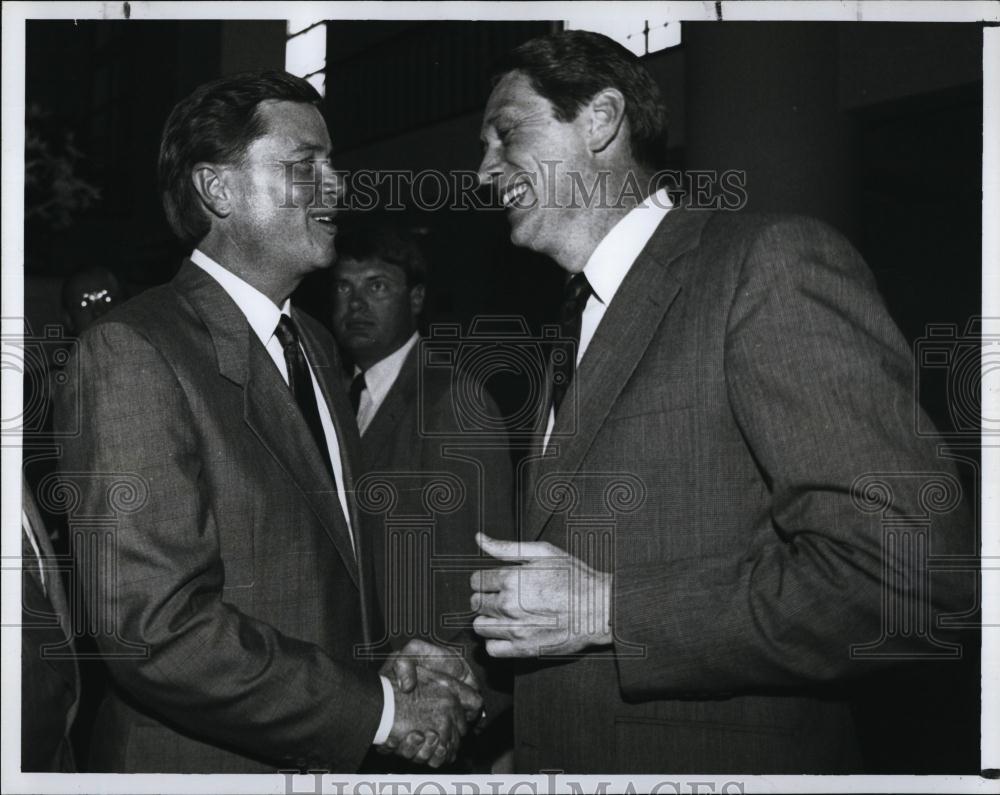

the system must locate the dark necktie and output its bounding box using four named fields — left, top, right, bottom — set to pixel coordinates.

left=349, top=371, right=367, bottom=416
left=274, top=315, right=334, bottom=477
left=552, top=272, right=594, bottom=417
